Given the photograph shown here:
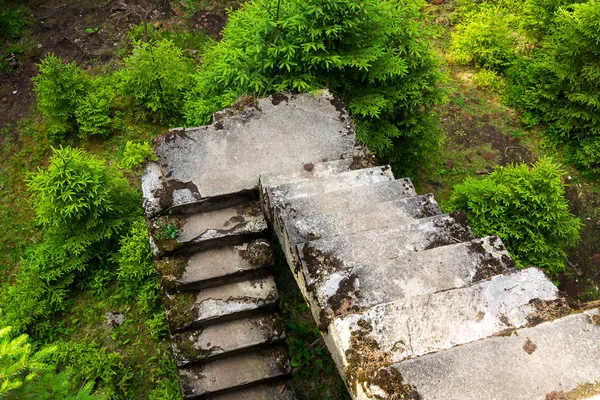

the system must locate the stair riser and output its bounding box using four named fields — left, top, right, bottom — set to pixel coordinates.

left=175, top=268, right=273, bottom=292
left=183, top=375, right=293, bottom=400
left=168, top=231, right=269, bottom=256
left=161, top=190, right=259, bottom=217
left=169, top=304, right=281, bottom=333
